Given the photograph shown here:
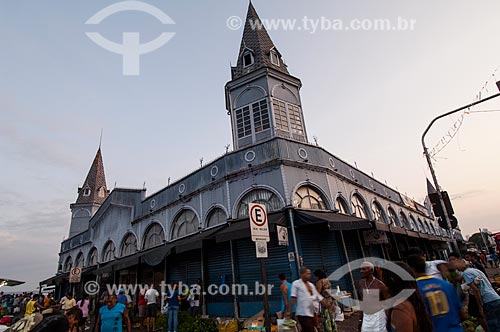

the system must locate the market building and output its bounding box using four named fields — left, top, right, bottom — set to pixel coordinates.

left=41, top=3, right=460, bottom=318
